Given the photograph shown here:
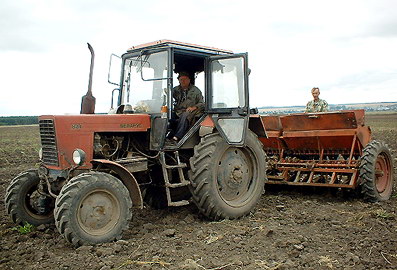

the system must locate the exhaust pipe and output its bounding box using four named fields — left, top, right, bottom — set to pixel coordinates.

left=80, top=43, right=96, bottom=114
